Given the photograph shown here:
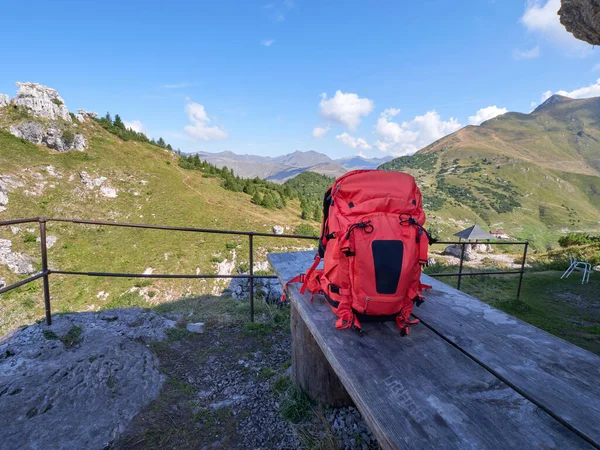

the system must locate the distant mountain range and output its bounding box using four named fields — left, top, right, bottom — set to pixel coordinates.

left=188, top=150, right=393, bottom=182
